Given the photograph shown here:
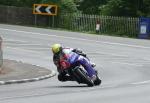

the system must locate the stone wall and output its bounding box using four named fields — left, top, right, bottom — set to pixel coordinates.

left=0, top=5, right=51, bottom=27
left=0, top=36, right=3, bottom=70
